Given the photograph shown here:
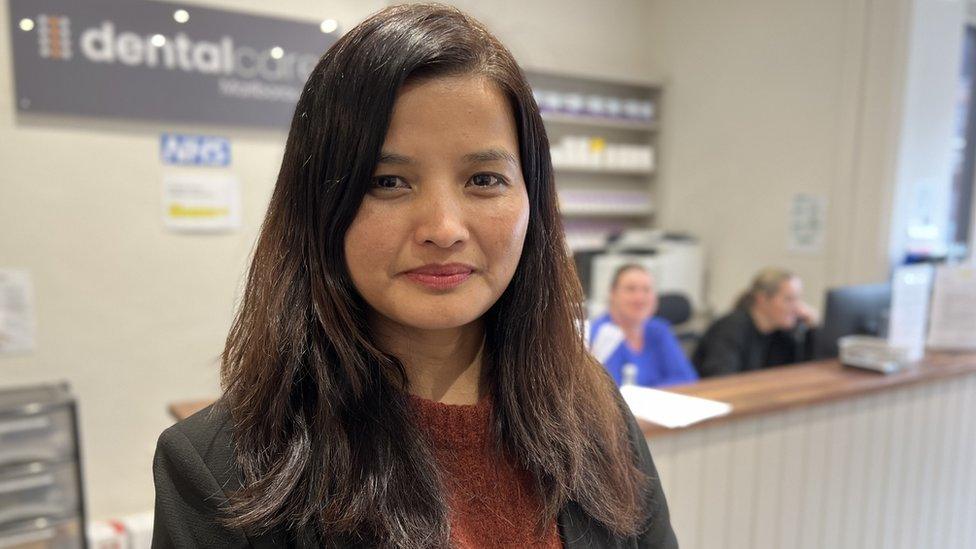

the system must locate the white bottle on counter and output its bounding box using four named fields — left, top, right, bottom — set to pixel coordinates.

left=622, top=363, right=639, bottom=386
